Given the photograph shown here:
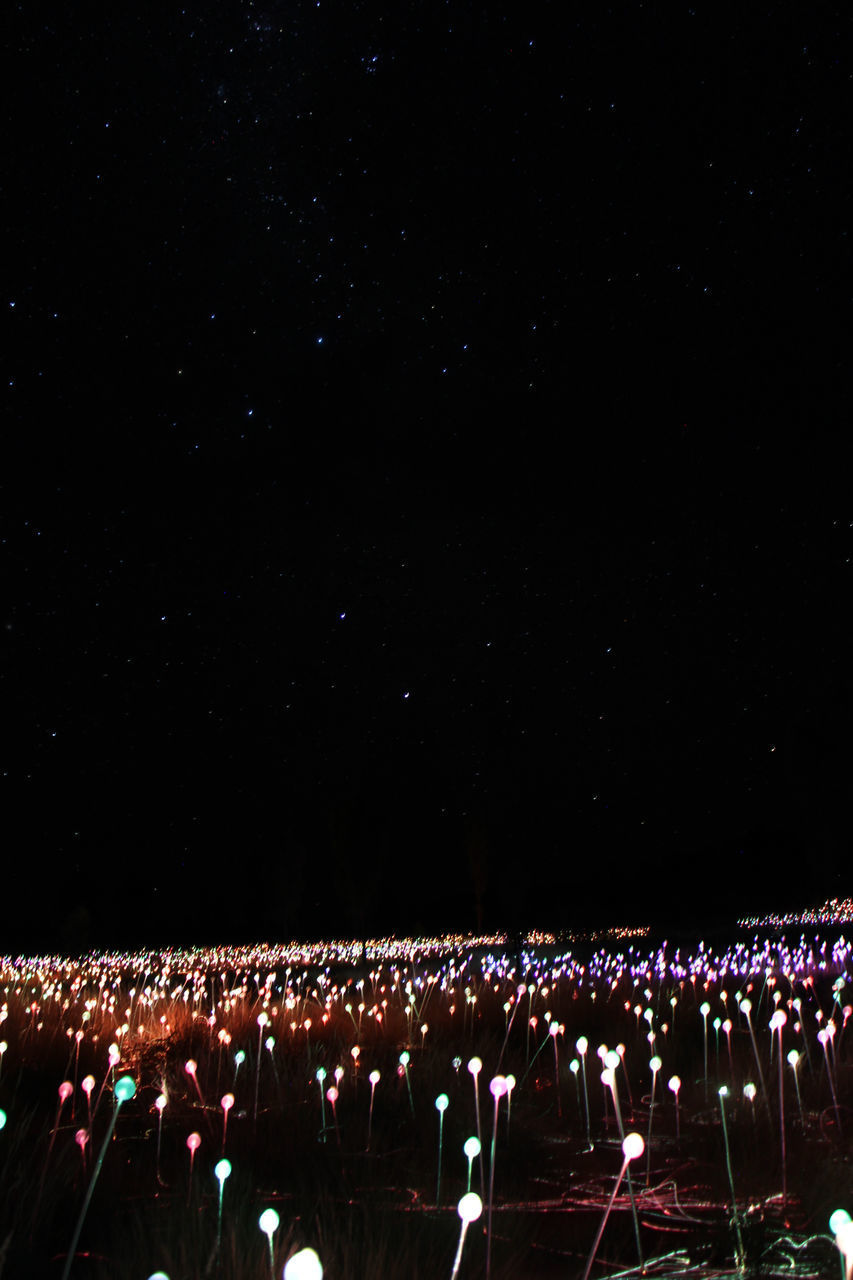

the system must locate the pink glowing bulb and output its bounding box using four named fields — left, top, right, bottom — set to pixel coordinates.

left=75, top=1128, right=88, bottom=1149
left=221, top=1093, right=234, bottom=1113
left=155, top=1093, right=167, bottom=1113
left=185, top=1059, right=197, bottom=1076
left=81, top=1075, right=95, bottom=1097
left=369, top=1069, right=380, bottom=1086
left=467, top=1056, right=482, bottom=1077
left=326, top=1086, right=339, bottom=1104
left=668, top=1075, right=681, bottom=1097
left=187, top=1131, right=201, bottom=1153
left=58, top=1081, right=73, bottom=1103
left=489, top=1075, right=508, bottom=1099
